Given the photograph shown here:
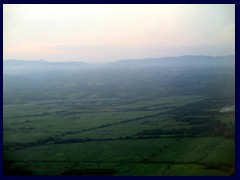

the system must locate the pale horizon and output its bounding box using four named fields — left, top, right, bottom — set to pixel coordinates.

left=3, top=4, right=235, bottom=63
